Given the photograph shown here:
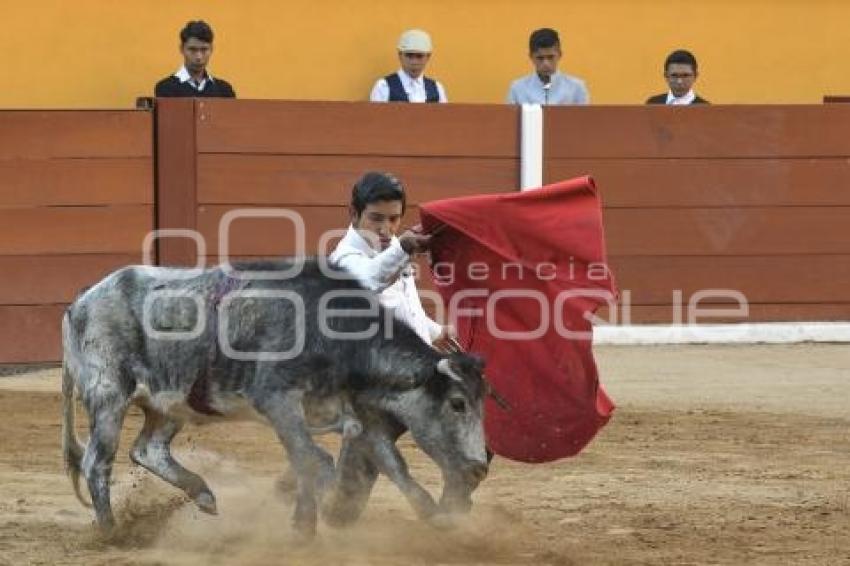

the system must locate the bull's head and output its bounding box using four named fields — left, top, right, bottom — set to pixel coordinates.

left=403, top=353, right=490, bottom=514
